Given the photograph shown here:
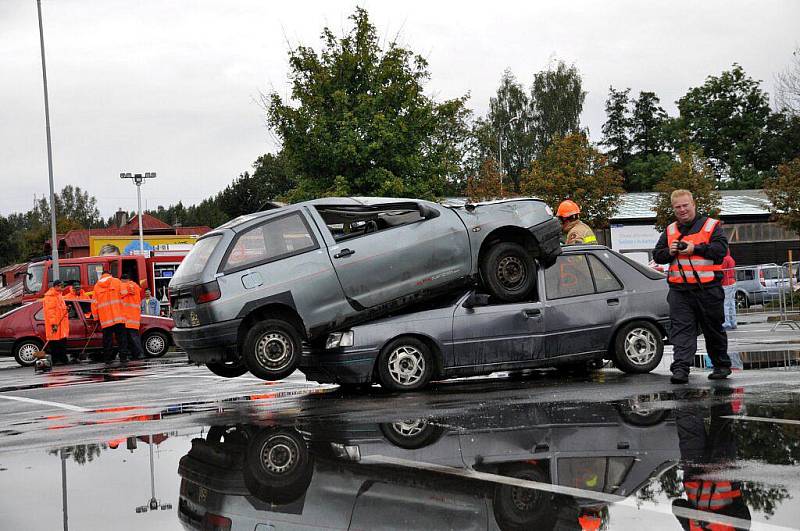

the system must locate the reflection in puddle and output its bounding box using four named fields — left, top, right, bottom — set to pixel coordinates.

left=0, top=387, right=798, bottom=530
